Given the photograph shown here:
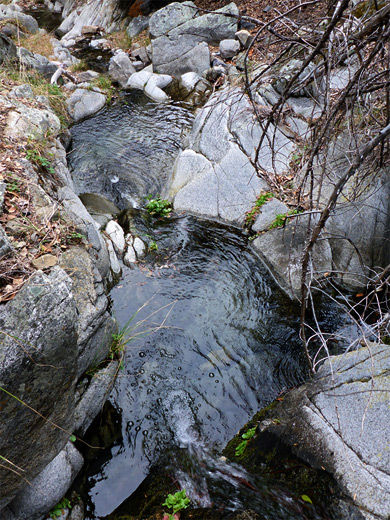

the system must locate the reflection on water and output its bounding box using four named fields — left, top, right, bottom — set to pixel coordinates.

left=69, top=92, right=193, bottom=208
left=83, top=215, right=309, bottom=518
